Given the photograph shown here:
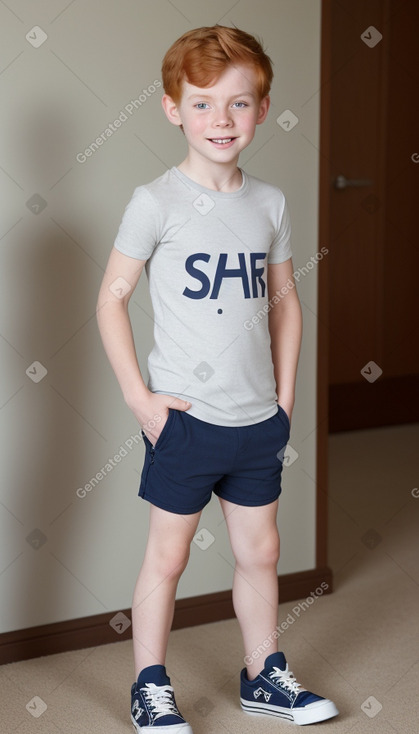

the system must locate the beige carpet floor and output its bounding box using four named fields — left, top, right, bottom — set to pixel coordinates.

left=1, top=422, right=418, bottom=733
